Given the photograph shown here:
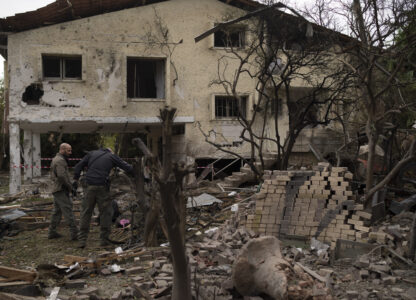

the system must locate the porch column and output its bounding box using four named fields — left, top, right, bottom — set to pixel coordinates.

left=9, top=122, right=21, bottom=193
left=32, top=133, right=41, bottom=177
left=23, top=130, right=33, bottom=182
